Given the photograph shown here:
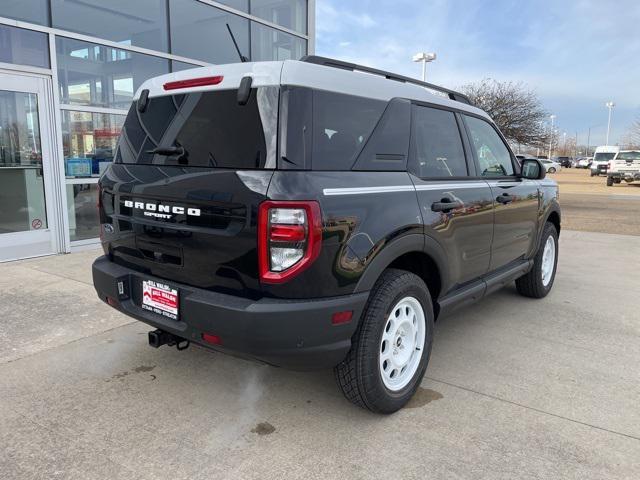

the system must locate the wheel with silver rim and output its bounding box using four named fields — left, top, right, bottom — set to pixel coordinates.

left=540, top=236, right=556, bottom=287
left=335, top=269, right=434, bottom=413
left=516, top=222, right=558, bottom=298
left=379, top=297, right=426, bottom=391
